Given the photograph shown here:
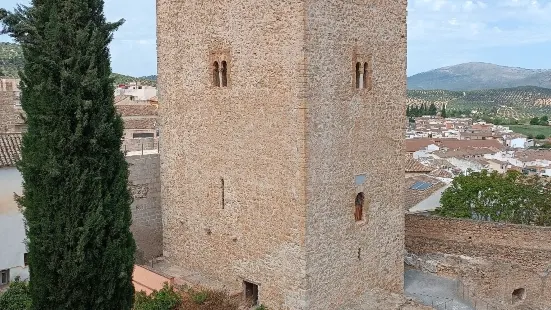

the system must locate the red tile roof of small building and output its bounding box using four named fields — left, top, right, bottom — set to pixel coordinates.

left=0, top=134, right=22, bottom=168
